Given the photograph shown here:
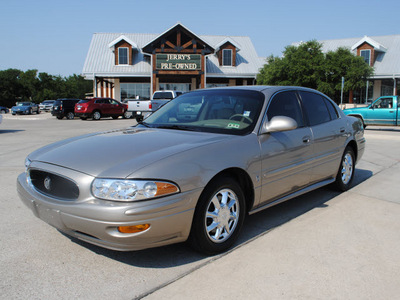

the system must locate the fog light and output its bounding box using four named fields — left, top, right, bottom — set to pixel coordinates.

left=118, top=224, right=150, bottom=233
